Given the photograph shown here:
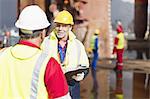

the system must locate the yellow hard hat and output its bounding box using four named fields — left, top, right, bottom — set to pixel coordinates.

left=86, top=48, right=92, bottom=53
left=94, top=29, right=100, bottom=35
left=54, top=10, right=74, bottom=25
left=115, top=94, right=123, bottom=99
